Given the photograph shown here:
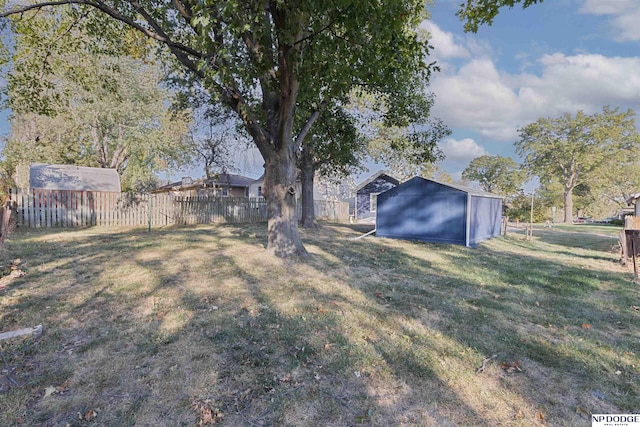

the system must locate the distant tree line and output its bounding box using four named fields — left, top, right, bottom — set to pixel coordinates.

left=461, top=107, right=640, bottom=222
